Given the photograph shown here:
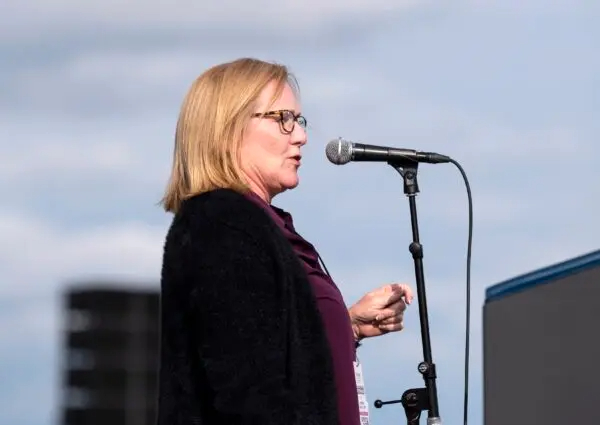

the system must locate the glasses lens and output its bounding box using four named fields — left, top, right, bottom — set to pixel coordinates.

left=297, top=116, right=307, bottom=129
left=279, top=111, right=307, bottom=133
left=280, top=111, right=295, bottom=133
